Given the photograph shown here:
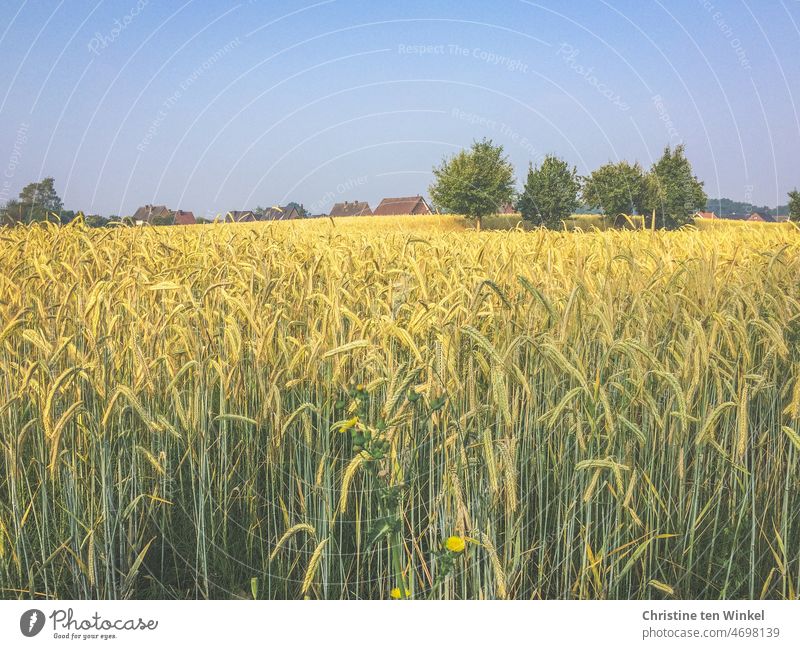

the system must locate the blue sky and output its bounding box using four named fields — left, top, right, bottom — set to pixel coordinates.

left=0, top=0, right=798, bottom=217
